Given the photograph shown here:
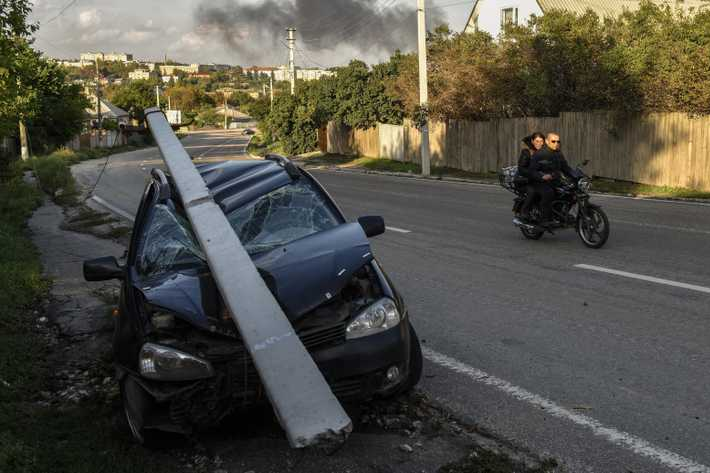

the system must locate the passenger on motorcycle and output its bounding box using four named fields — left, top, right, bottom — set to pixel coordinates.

left=528, top=133, right=575, bottom=227
left=517, top=132, right=545, bottom=221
